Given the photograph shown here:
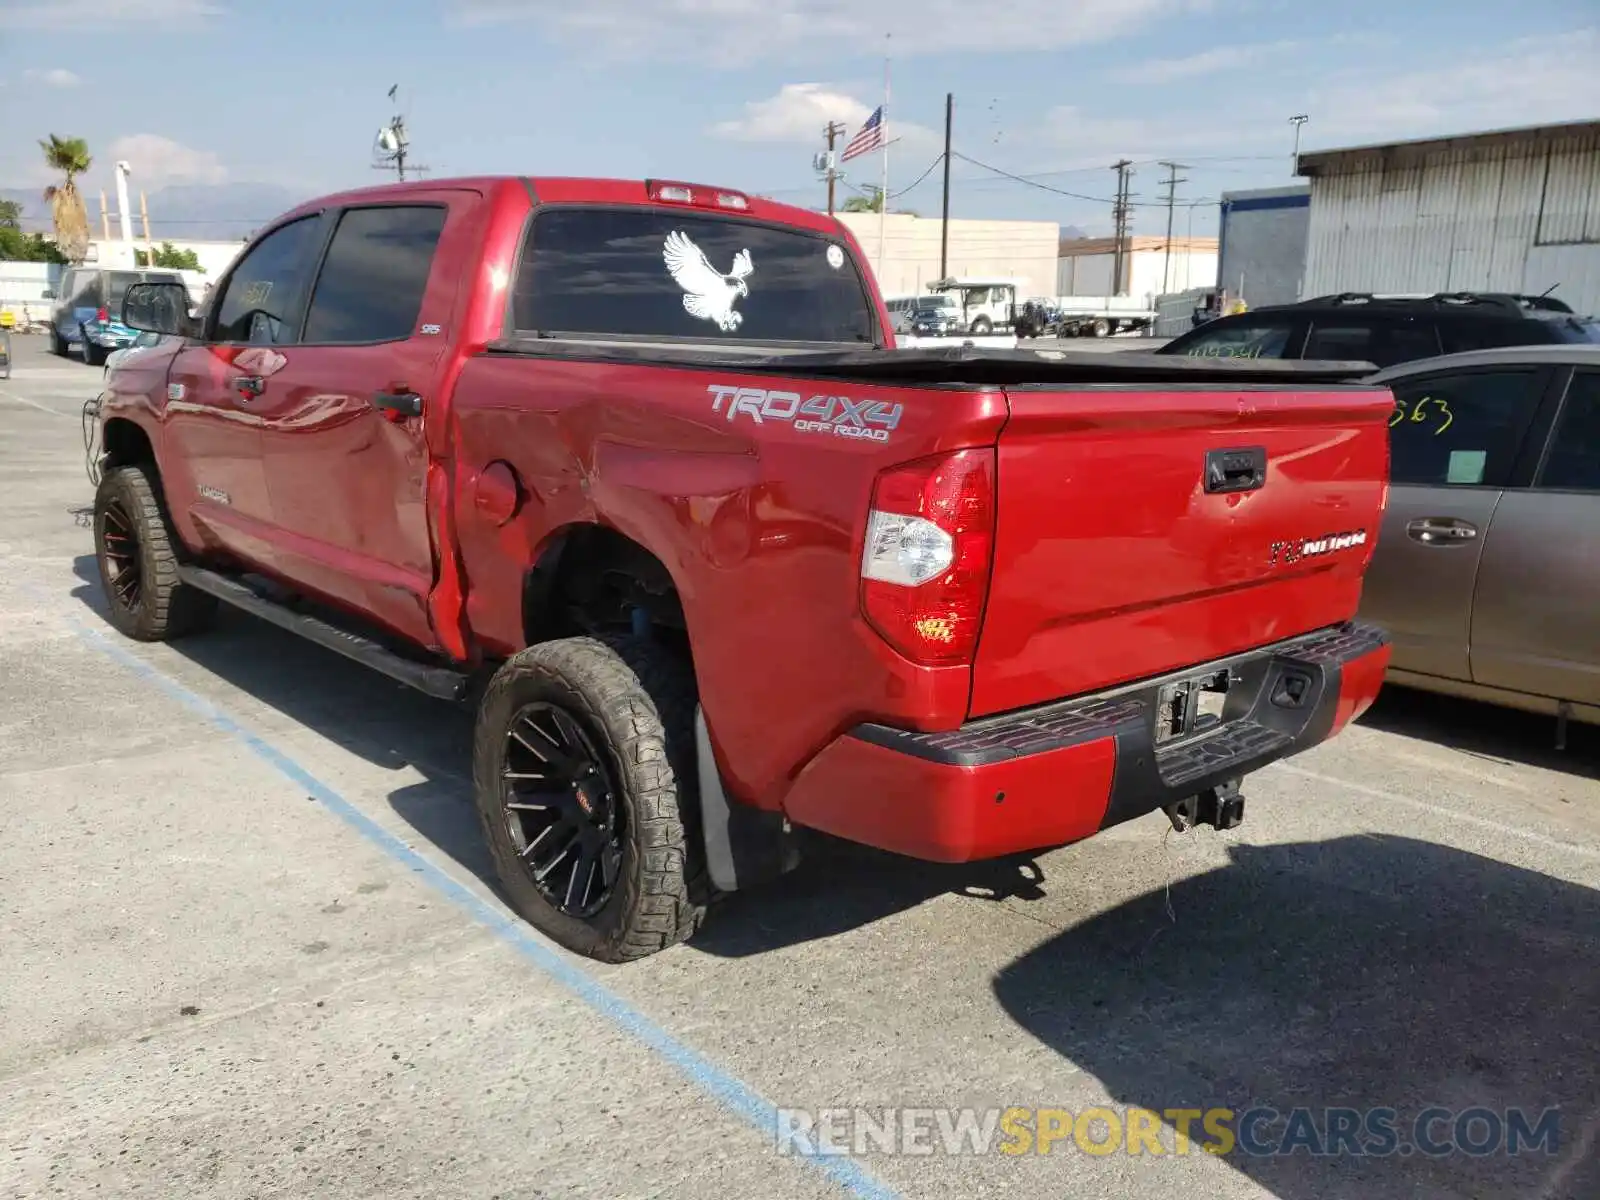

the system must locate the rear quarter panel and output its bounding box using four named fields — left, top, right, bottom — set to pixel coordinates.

left=450, top=354, right=1004, bottom=806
